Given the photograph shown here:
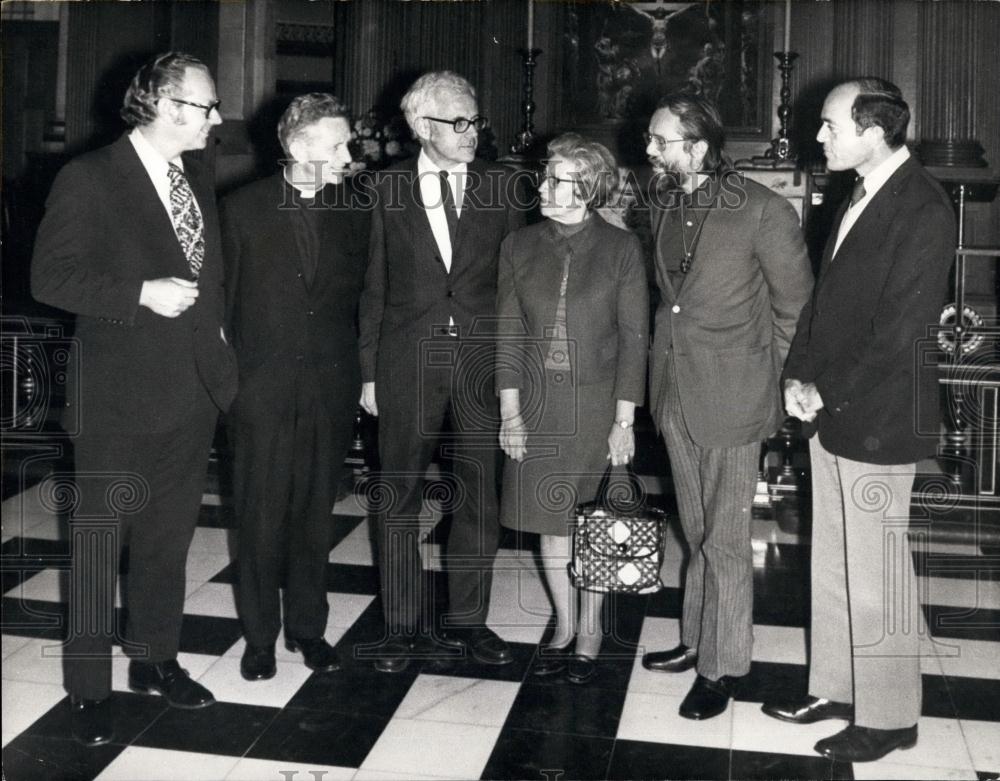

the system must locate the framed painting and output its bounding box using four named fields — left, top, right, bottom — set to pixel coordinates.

left=561, top=0, right=773, bottom=140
